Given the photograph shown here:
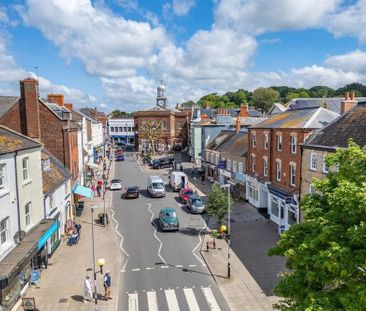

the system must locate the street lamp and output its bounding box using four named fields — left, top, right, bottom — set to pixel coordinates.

left=220, top=183, right=233, bottom=278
